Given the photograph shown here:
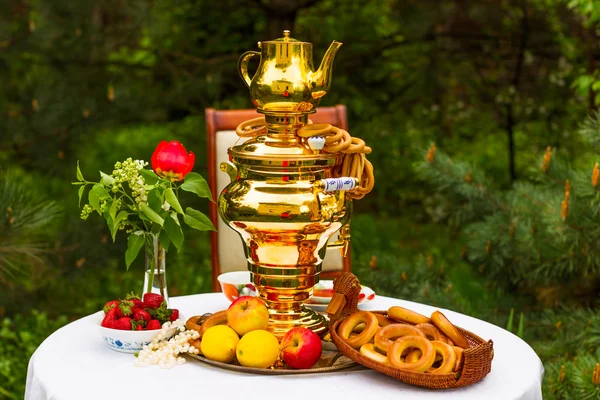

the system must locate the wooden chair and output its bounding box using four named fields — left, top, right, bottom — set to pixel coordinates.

left=206, top=105, right=352, bottom=292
